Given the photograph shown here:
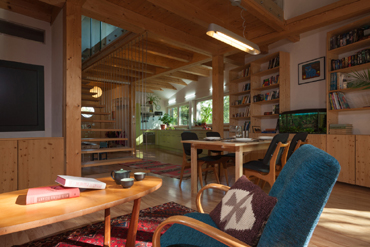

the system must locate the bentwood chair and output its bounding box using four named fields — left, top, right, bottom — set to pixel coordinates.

left=243, top=133, right=290, bottom=189
left=180, top=132, right=222, bottom=187
left=287, top=132, right=309, bottom=160
left=153, top=144, right=341, bottom=247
